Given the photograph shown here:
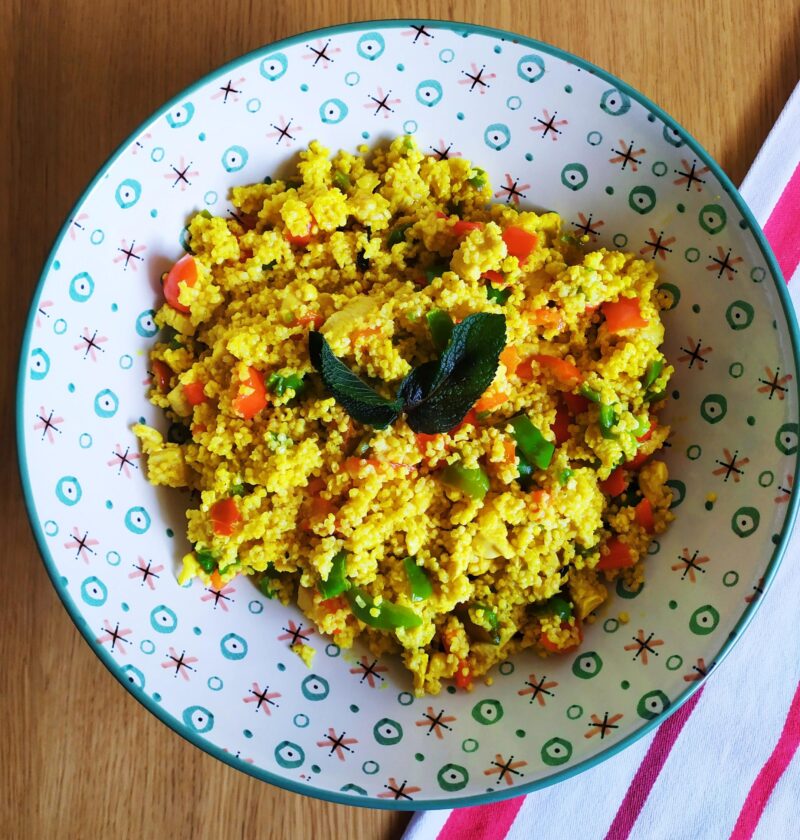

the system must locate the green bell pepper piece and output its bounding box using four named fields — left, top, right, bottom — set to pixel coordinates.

left=387, top=223, right=413, bottom=247
left=424, top=263, right=450, bottom=285
left=643, top=358, right=664, bottom=389
left=530, top=594, right=573, bottom=622
left=440, top=463, right=491, bottom=500
left=332, top=170, right=351, bottom=191
left=468, top=168, right=487, bottom=190
left=319, top=550, right=349, bottom=599
left=559, top=468, right=573, bottom=485
left=426, top=309, right=454, bottom=353
left=599, top=403, right=618, bottom=439
left=195, top=548, right=216, bottom=573
left=486, top=283, right=512, bottom=305
left=579, top=384, right=601, bottom=403
left=509, top=415, right=555, bottom=470
left=403, top=556, right=433, bottom=602
left=345, top=587, right=422, bottom=630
